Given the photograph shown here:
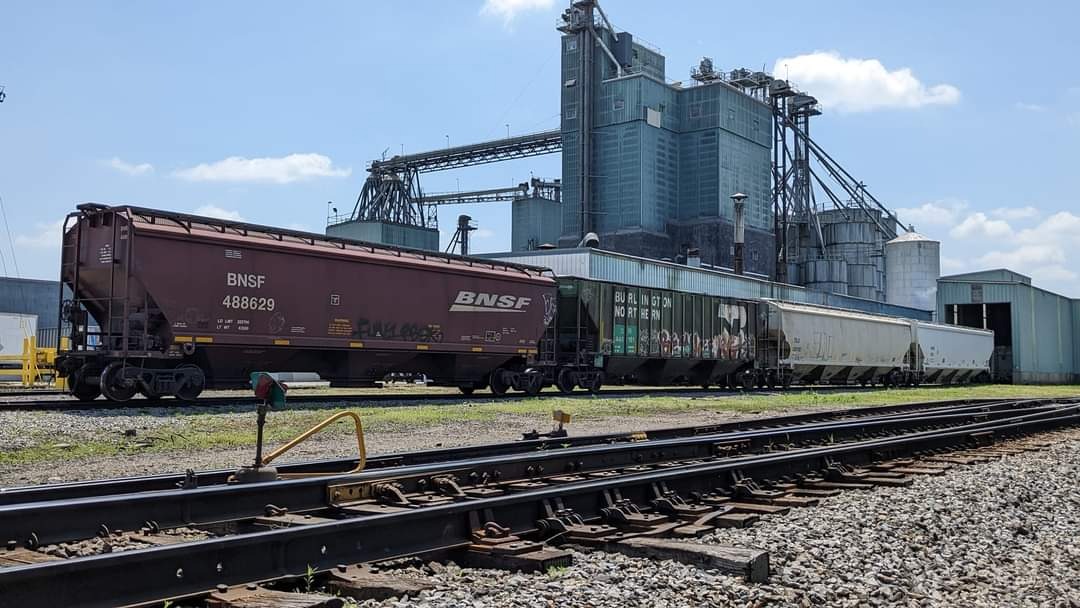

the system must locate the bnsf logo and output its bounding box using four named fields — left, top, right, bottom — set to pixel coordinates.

left=450, top=291, right=531, bottom=313
left=226, top=272, right=267, bottom=289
